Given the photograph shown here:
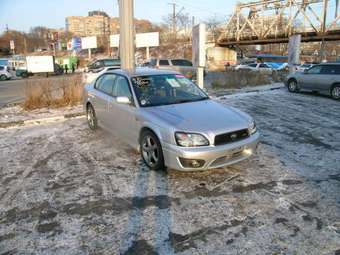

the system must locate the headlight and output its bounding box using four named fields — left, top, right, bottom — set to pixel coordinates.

left=249, top=120, right=257, bottom=135
left=175, top=132, right=209, bottom=147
